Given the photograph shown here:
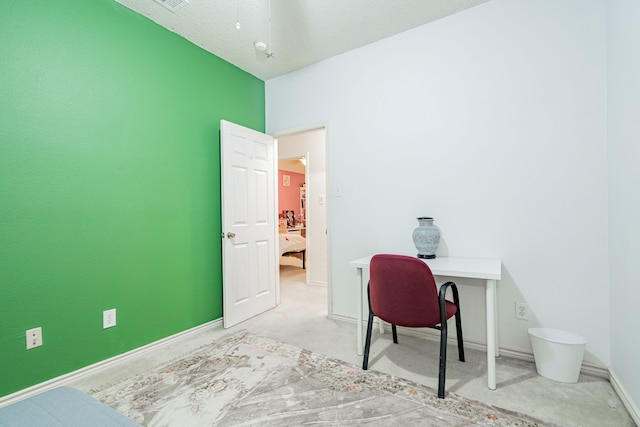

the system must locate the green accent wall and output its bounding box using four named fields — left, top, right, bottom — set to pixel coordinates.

left=0, top=0, right=264, bottom=397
